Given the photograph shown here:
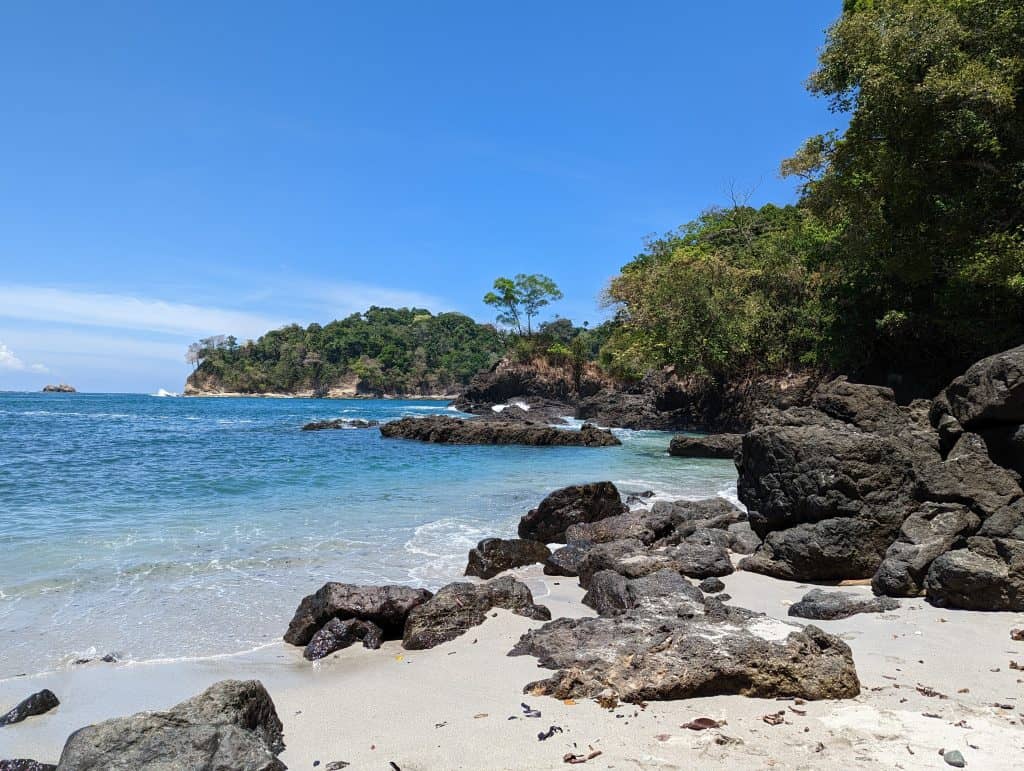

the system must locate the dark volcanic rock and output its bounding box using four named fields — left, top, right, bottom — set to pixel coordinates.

left=509, top=607, right=859, bottom=703
left=699, top=577, right=726, bottom=593
left=578, top=536, right=733, bottom=587
left=0, top=762, right=57, bottom=771
left=465, top=538, right=552, bottom=579
left=582, top=568, right=704, bottom=616
left=981, top=423, right=1024, bottom=476
left=938, top=344, right=1024, bottom=430
left=0, top=689, right=59, bottom=727
left=303, top=618, right=384, bottom=661
left=668, top=433, right=742, bottom=459
left=871, top=503, right=980, bottom=596
left=402, top=576, right=550, bottom=650
left=284, top=583, right=432, bottom=645
left=302, top=418, right=379, bottom=430
left=925, top=534, right=1024, bottom=610
left=380, top=415, right=620, bottom=447
left=668, top=538, right=734, bottom=578
left=727, top=521, right=761, bottom=554
left=914, top=432, right=1022, bottom=517
left=518, top=482, right=626, bottom=542
left=565, top=511, right=663, bottom=546
left=543, top=544, right=590, bottom=576
left=57, top=680, right=284, bottom=771
left=788, top=588, right=900, bottom=620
